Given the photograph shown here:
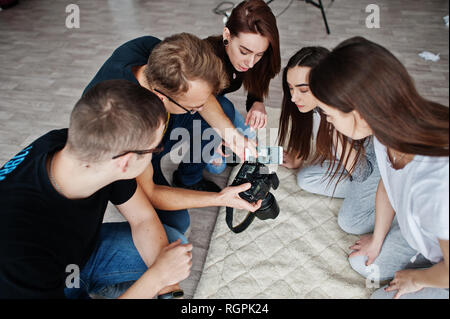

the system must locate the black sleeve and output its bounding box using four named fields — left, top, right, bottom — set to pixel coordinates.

left=112, top=36, right=161, bottom=64
left=109, top=179, right=138, bottom=206
left=245, top=93, right=264, bottom=112
left=82, top=36, right=161, bottom=95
